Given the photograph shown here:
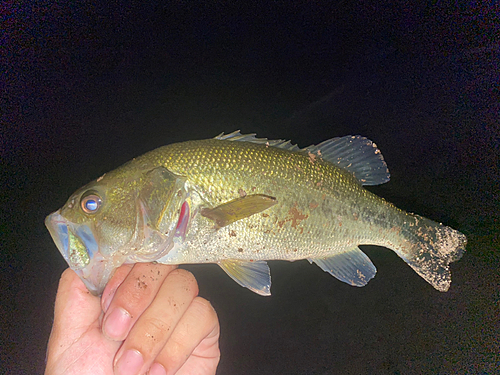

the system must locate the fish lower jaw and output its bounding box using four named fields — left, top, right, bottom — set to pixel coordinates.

left=77, top=252, right=128, bottom=296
